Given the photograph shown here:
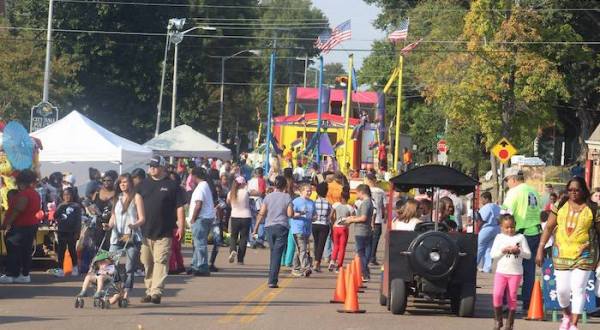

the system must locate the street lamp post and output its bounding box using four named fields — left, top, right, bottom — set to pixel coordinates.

left=165, top=19, right=216, bottom=132
left=218, top=49, right=260, bottom=144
